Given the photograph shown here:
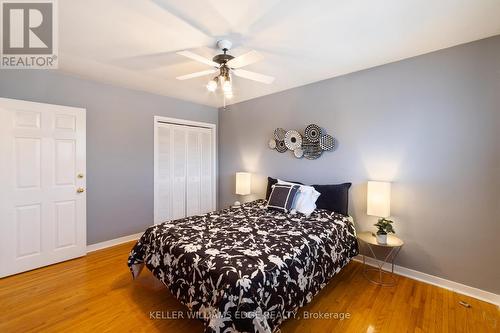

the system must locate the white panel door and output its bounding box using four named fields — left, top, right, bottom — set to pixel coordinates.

left=0, top=98, right=86, bottom=278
